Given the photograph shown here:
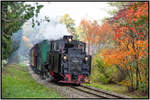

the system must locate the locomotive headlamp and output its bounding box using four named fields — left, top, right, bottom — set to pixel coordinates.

left=63, top=56, right=67, bottom=60
left=68, top=38, right=72, bottom=42
left=85, top=57, right=88, bottom=61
